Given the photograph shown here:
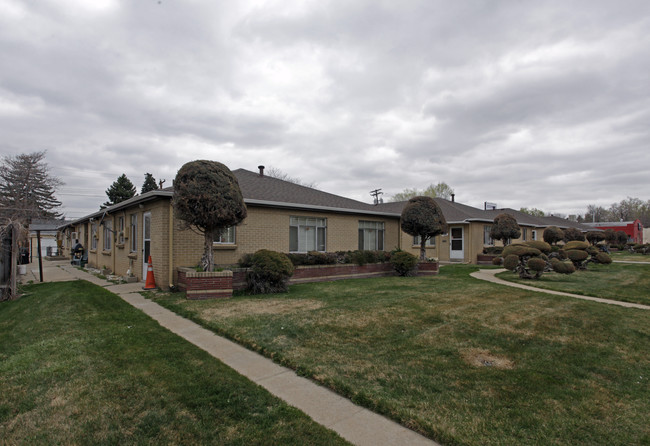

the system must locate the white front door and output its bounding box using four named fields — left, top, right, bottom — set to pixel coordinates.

left=142, top=212, right=151, bottom=279
left=450, top=226, right=464, bottom=260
